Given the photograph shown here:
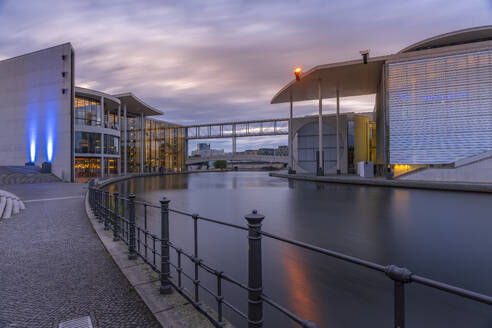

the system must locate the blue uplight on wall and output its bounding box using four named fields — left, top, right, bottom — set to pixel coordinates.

left=30, top=139, right=36, bottom=163
left=44, top=102, right=57, bottom=163
left=46, top=137, right=53, bottom=162
left=27, top=114, right=37, bottom=163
